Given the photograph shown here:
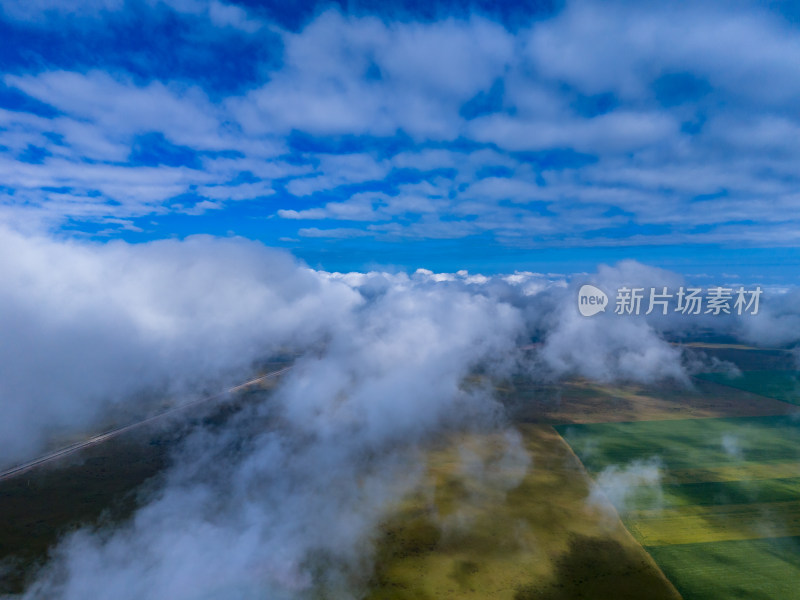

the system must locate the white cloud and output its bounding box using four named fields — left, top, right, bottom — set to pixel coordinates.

left=526, top=0, right=800, bottom=105
left=297, top=226, right=370, bottom=239
left=285, top=153, right=390, bottom=197
left=198, top=181, right=274, bottom=201
left=4, top=1, right=800, bottom=246
left=0, top=0, right=124, bottom=21
left=468, top=110, right=679, bottom=153
left=230, top=12, right=513, bottom=140
left=0, top=229, right=361, bottom=467
left=5, top=71, right=225, bottom=150
left=3, top=224, right=796, bottom=597
left=7, top=228, right=530, bottom=599
left=587, top=458, right=663, bottom=516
